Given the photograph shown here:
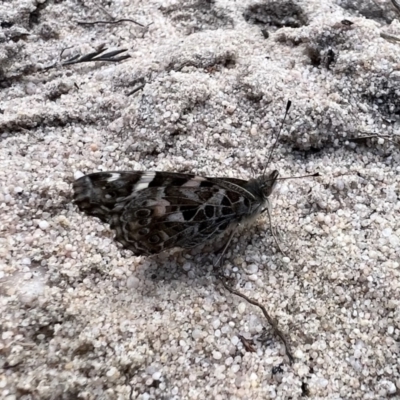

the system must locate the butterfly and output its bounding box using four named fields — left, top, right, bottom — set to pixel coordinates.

left=72, top=169, right=280, bottom=257
left=72, top=102, right=295, bottom=259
